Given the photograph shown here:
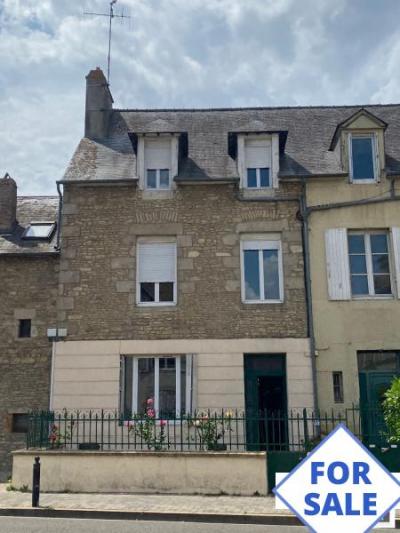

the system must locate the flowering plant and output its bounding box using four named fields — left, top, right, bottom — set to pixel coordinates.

left=48, top=414, right=74, bottom=449
left=189, top=410, right=233, bottom=451
left=128, top=398, right=167, bottom=451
